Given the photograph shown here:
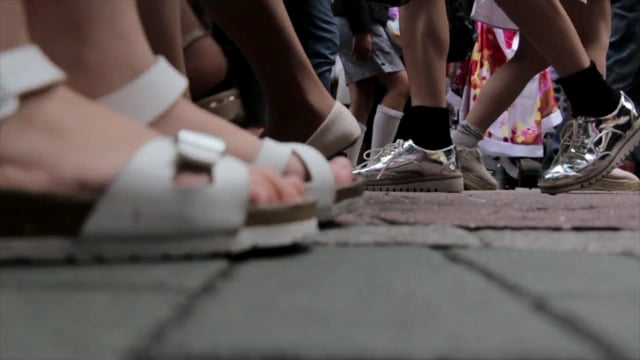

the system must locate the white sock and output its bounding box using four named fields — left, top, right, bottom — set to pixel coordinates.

left=452, top=121, right=484, bottom=148
left=371, top=105, right=403, bottom=150
left=345, top=122, right=367, bottom=165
